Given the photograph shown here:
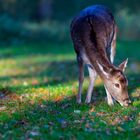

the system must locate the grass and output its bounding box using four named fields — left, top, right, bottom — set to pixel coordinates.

left=0, top=41, right=140, bottom=140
